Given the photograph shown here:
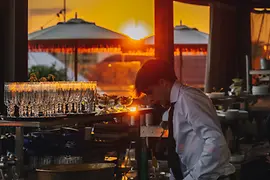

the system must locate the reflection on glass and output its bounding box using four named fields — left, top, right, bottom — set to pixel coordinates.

left=4, top=81, right=97, bottom=117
